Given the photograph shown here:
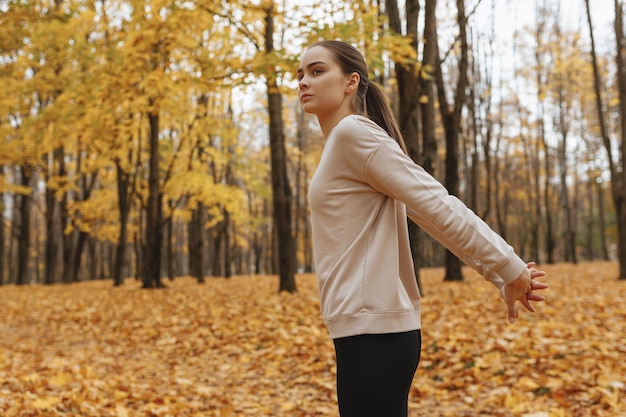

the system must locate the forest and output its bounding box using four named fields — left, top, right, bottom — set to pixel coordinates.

left=0, top=0, right=625, bottom=290
left=1, top=1, right=626, bottom=416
